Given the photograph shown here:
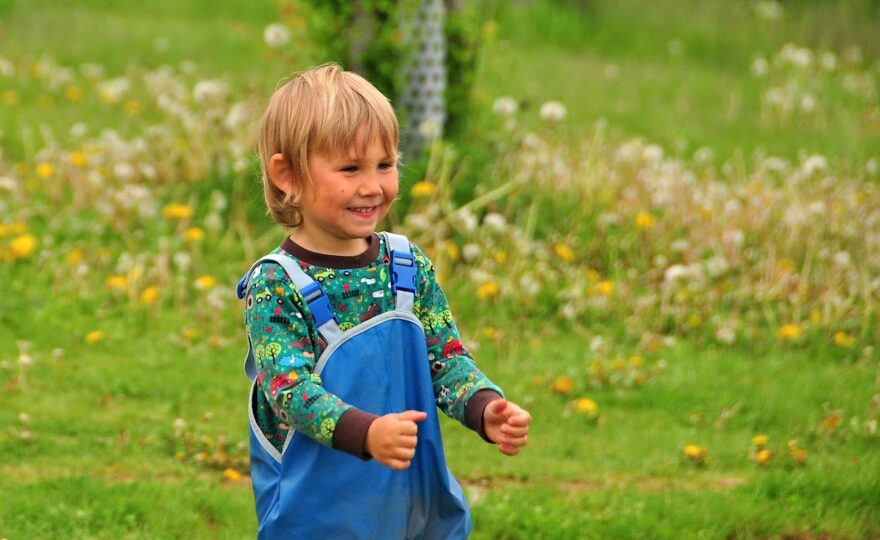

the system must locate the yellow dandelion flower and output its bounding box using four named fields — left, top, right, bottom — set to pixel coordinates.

left=65, top=86, right=84, bottom=102
left=183, top=227, right=205, bottom=242
left=833, top=331, right=856, bottom=348
left=809, top=309, right=822, bottom=325
left=140, top=286, right=159, bottom=304
left=635, top=212, right=655, bottom=230
left=482, top=326, right=497, bottom=339
left=66, top=248, right=85, bottom=265
left=553, top=243, right=576, bottom=262
left=69, top=151, right=89, bottom=167
left=476, top=282, right=500, bottom=300
left=162, top=203, right=194, bottom=220
left=2, top=90, right=21, bottom=106
left=790, top=447, right=807, bottom=465
left=85, top=330, right=104, bottom=344
left=683, top=444, right=707, bottom=461
left=411, top=180, right=435, bottom=198
left=443, top=240, right=460, bottom=261
left=10, top=234, right=37, bottom=258
left=0, top=224, right=8, bottom=236
left=36, top=163, right=55, bottom=178
left=755, top=449, right=772, bottom=466
left=124, top=100, right=141, bottom=116
left=106, top=275, right=128, bottom=290
left=573, top=397, right=598, bottom=415
left=777, top=324, right=802, bottom=341
left=222, top=468, right=242, bottom=482
left=195, top=275, right=217, bottom=290
left=752, top=434, right=769, bottom=447
left=550, top=376, right=573, bottom=396
left=594, top=280, right=614, bottom=296
left=492, top=251, right=507, bottom=264
left=629, top=355, right=643, bottom=367
left=778, top=258, right=796, bottom=273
